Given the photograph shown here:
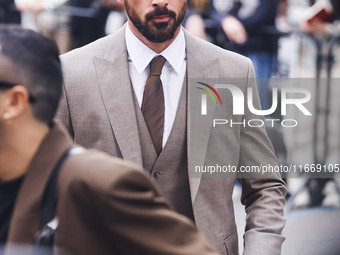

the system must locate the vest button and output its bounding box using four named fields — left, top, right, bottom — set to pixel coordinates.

left=154, top=172, right=161, bottom=178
